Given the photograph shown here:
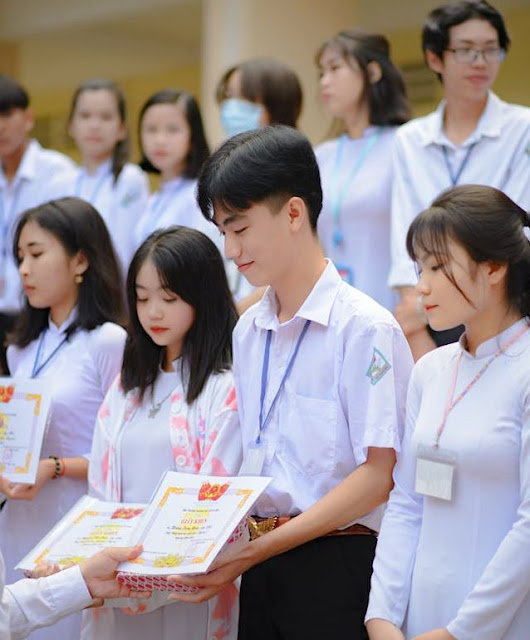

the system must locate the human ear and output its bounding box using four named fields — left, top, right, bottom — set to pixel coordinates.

left=74, top=251, right=90, bottom=278
left=286, top=197, right=306, bottom=231
left=425, top=49, right=444, bottom=75
left=367, top=61, right=382, bottom=84
left=24, top=108, right=35, bottom=134
left=486, top=261, right=508, bottom=286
